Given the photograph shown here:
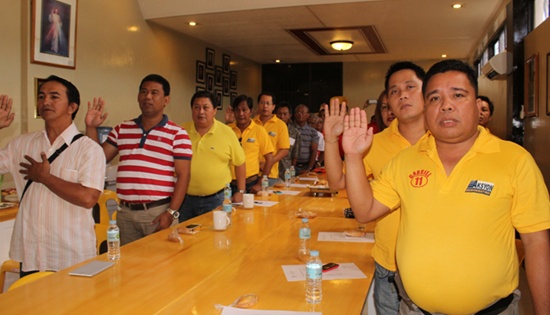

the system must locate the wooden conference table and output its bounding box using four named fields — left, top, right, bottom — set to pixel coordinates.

left=0, top=177, right=376, bottom=314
